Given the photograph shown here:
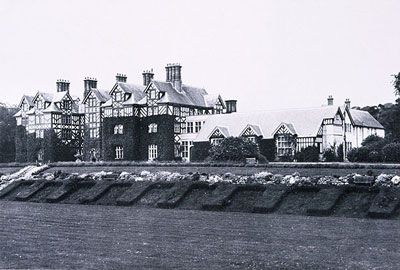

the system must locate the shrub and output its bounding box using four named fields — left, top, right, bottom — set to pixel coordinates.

left=347, top=147, right=370, bottom=162
left=368, top=150, right=383, bottom=163
left=336, top=143, right=344, bottom=162
left=322, top=148, right=336, bottom=162
left=294, top=146, right=320, bottom=162
left=208, top=137, right=259, bottom=162
left=257, top=153, right=268, bottom=164
left=382, top=143, right=400, bottom=162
